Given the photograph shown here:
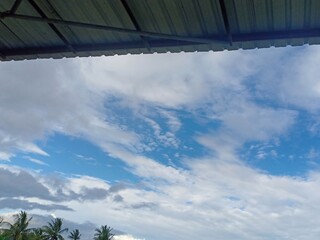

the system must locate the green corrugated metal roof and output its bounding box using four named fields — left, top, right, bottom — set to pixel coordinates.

left=0, top=0, right=318, bottom=61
